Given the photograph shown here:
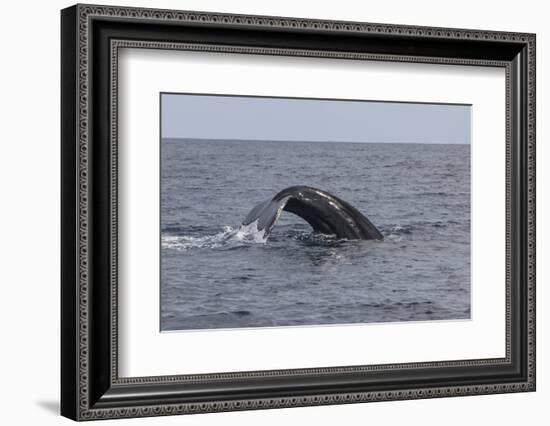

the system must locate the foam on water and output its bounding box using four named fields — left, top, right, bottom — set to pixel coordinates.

left=162, top=220, right=267, bottom=251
